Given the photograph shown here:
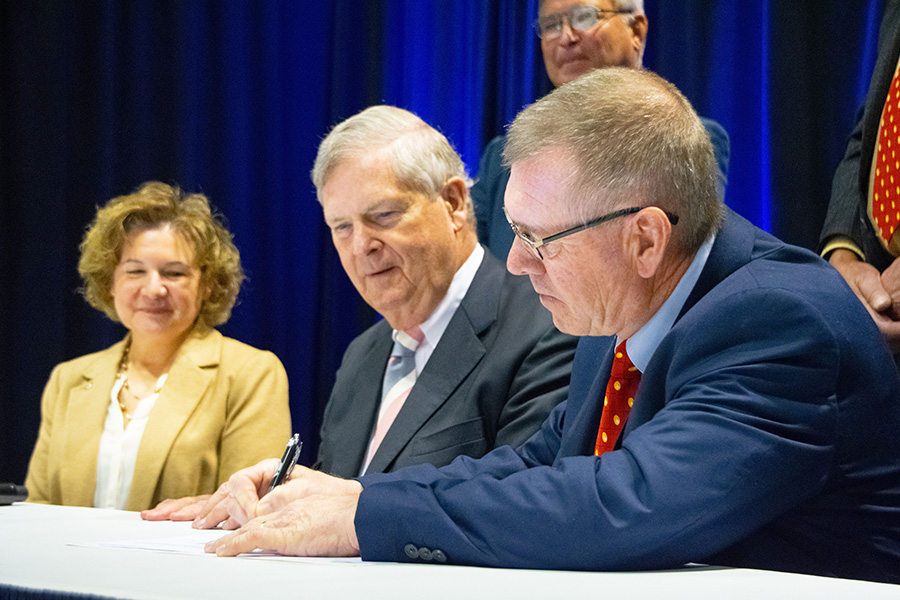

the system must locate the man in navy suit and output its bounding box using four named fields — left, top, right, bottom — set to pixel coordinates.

left=201, top=69, right=900, bottom=584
